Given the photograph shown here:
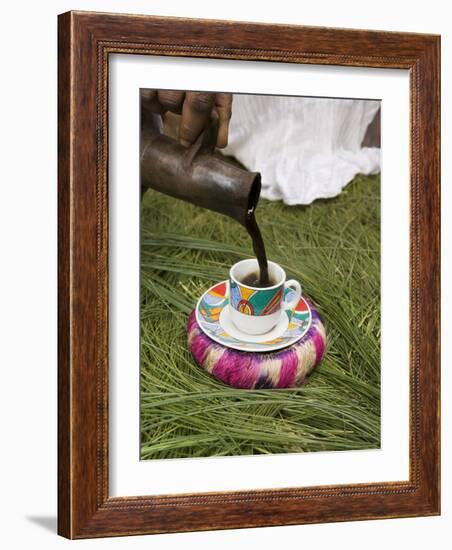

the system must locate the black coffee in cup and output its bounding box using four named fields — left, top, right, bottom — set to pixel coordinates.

left=239, top=271, right=277, bottom=288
